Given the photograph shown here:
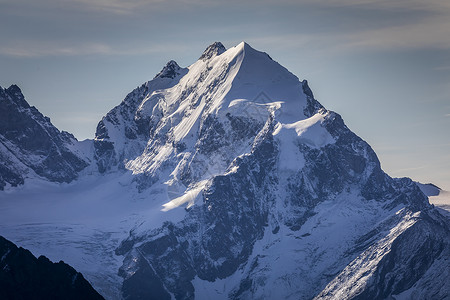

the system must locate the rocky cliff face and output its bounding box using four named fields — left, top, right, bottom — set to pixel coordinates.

left=0, top=85, right=89, bottom=189
left=0, top=235, right=104, bottom=300
left=93, top=60, right=189, bottom=174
